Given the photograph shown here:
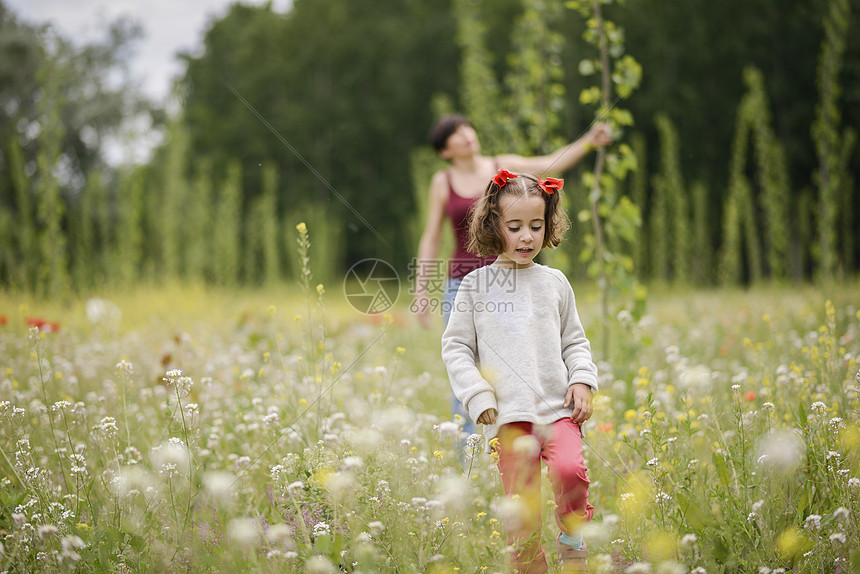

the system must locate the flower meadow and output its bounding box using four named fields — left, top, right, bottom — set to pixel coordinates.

left=1, top=275, right=859, bottom=573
